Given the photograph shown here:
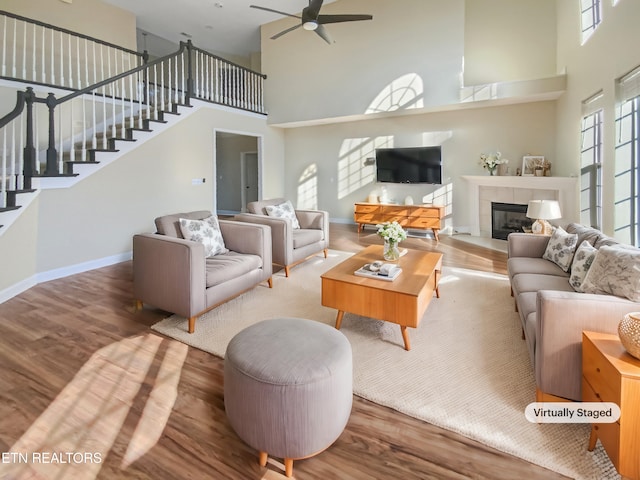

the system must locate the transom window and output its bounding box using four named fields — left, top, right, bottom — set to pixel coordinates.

left=580, top=0, right=602, bottom=44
